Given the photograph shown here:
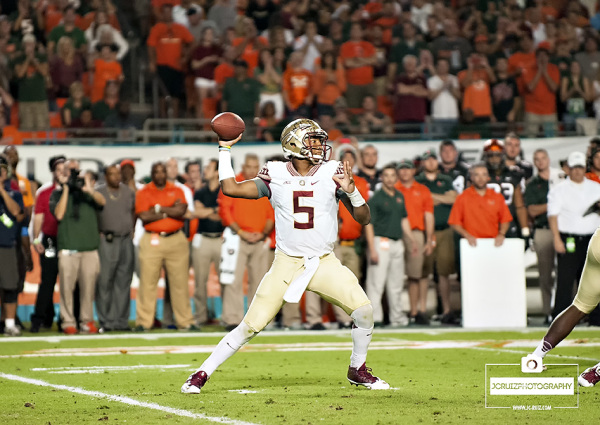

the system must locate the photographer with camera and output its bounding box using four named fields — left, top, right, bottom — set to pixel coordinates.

left=50, top=167, right=106, bottom=335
